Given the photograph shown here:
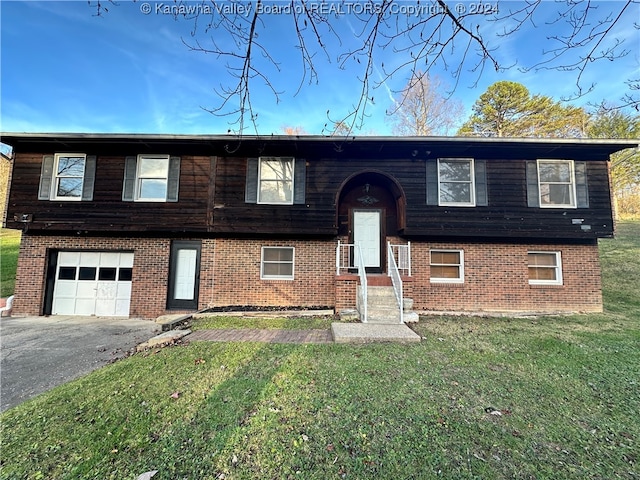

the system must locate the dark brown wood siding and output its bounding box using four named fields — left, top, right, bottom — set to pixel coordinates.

left=210, top=156, right=613, bottom=239
left=6, top=153, right=211, bottom=233
left=6, top=148, right=614, bottom=240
